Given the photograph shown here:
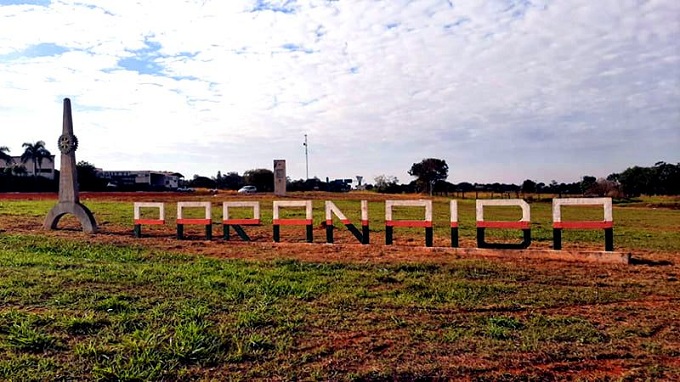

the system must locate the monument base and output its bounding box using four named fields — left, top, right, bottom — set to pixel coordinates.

left=44, top=202, right=98, bottom=234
